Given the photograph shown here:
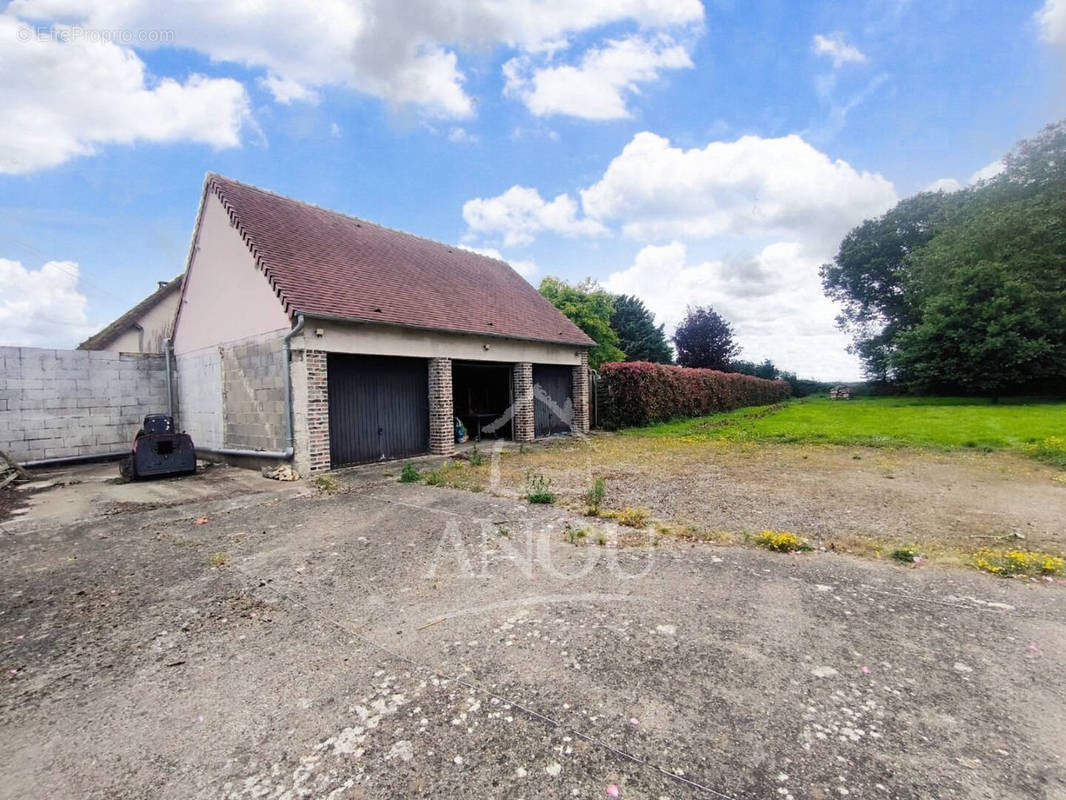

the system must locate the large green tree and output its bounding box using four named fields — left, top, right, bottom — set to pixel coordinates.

left=819, top=190, right=961, bottom=379
left=538, top=276, right=625, bottom=369
left=610, top=294, right=673, bottom=363
left=822, top=119, right=1066, bottom=394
